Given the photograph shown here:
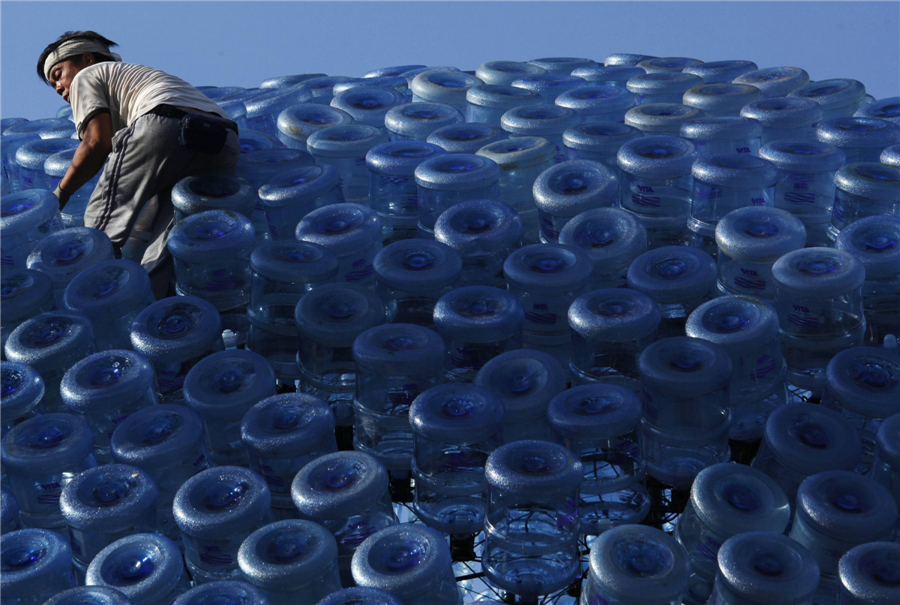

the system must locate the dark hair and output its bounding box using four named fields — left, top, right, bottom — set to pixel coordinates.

left=37, top=31, right=118, bottom=84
